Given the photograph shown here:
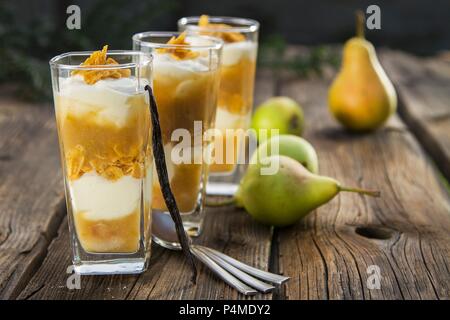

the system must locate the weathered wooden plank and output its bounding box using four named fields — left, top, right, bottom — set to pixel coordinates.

left=17, top=70, right=277, bottom=300
left=0, top=97, right=66, bottom=299
left=277, top=65, right=450, bottom=299
left=380, top=50, right=450, bottom=181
